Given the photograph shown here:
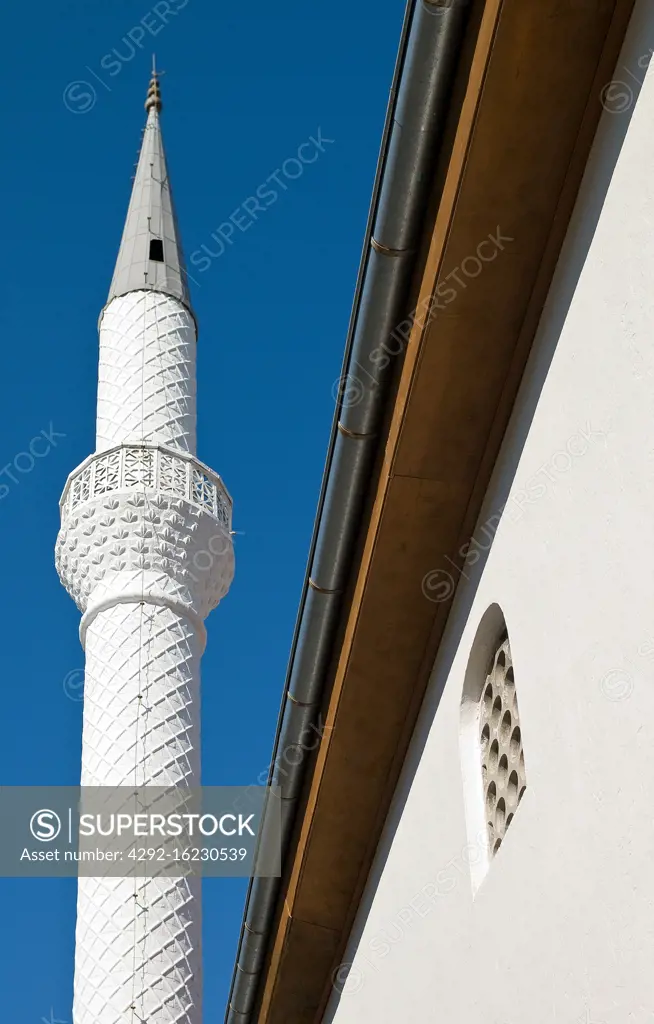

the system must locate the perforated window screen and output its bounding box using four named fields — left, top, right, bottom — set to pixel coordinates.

left=479, top=635, right=526, bottom=856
